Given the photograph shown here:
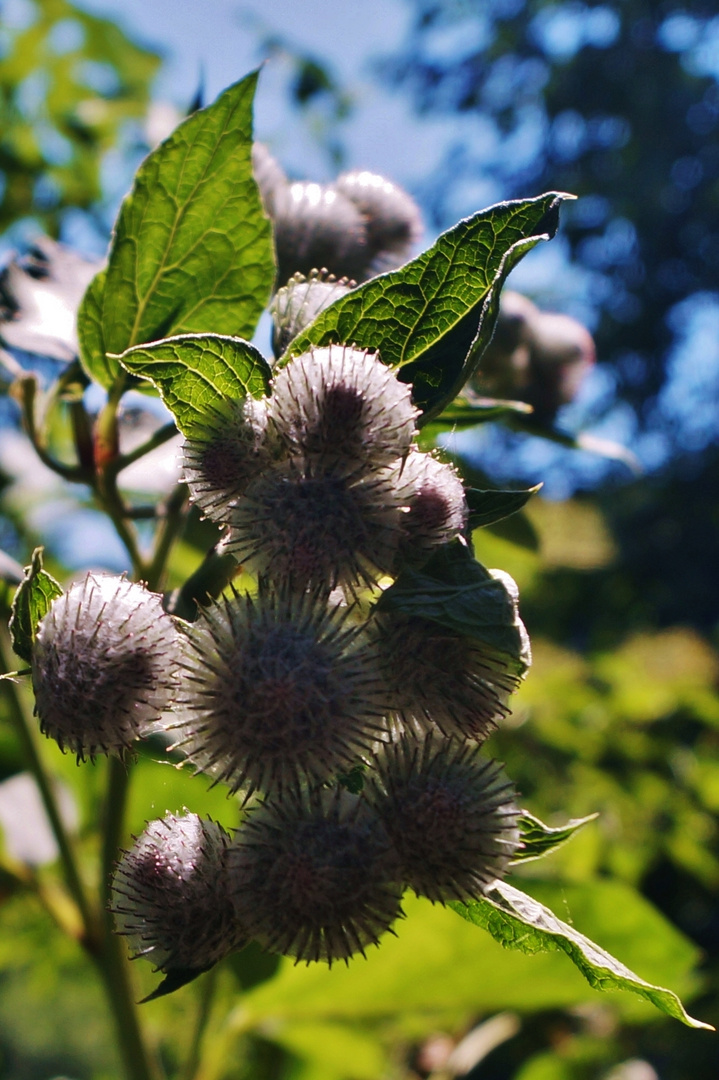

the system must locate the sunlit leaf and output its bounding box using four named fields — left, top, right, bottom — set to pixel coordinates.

left=376, top=541, right=530, bottom=673
left=79, top=72, right=274, bottom=389
left=512, top=810, right=599, bottom=863
left=8, top=549, right=62, bottom=664
left=286, top=193, right=571, bottom=418
left=451, top=881, right=711, bottom=1029
left=116, top=334, right=271, bottom=435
